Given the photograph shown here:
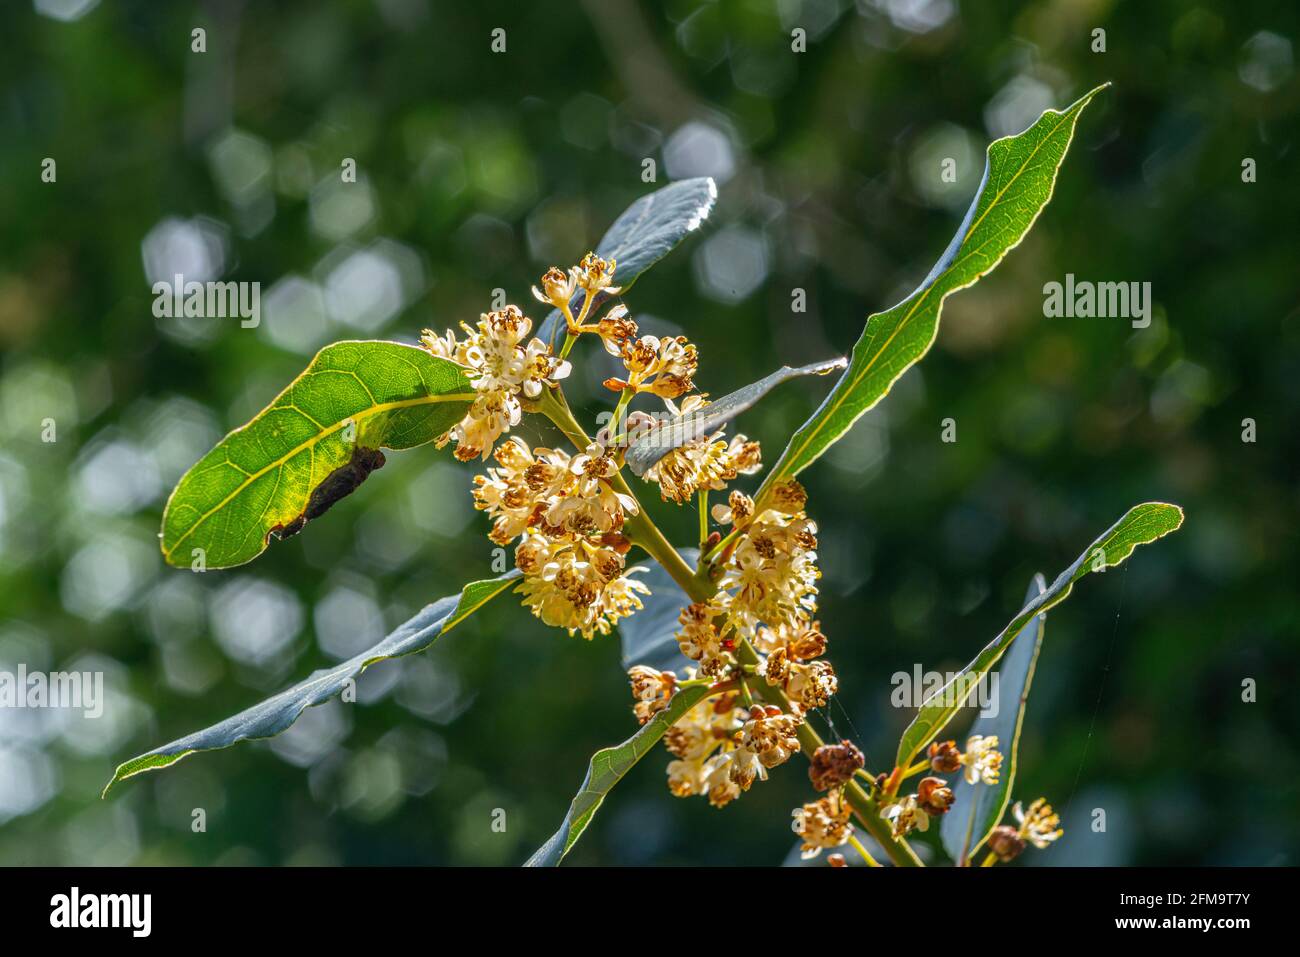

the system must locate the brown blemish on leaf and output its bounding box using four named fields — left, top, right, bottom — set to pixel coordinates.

left=270, top=447, right=387, bottom=542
